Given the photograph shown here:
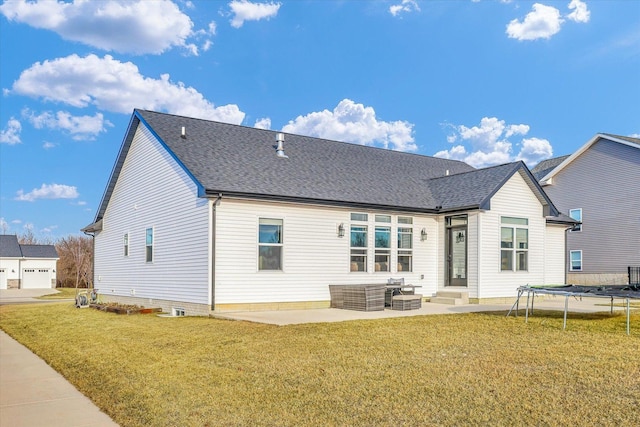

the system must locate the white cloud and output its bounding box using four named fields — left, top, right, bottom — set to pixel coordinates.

left=515, top=137, right=554, bottom=165
left=229, top=0, right=281, bottom=28
left=567, top=0, right=590, bottom=23
left=10, top=54, right=245, bottom=124
left=254, top=117, right=272, bottom=129
left=15, top=183, right=79, bottom=202
left=435, top=117, right=552, bottom=168
left=202, top=39, right=213, bottom=52
left=0, top=117, right=22, bottom=144
left=24, top=109, right=111, bottom=140
left=0, top=0, right=195, bottom=55
left=390, top=0, right=421, bottom=17
left=506, top=3, right=564, bottom=41
left=43, top=141, right=56, bottom=149
left=209, top=21, right=217, bottom=35
left=282, top=99, right=416, bottom=151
